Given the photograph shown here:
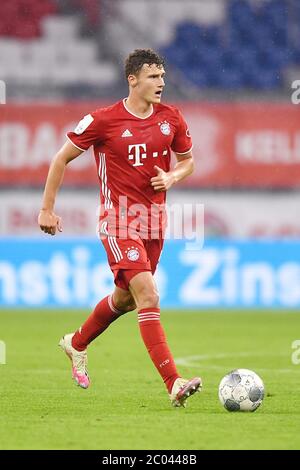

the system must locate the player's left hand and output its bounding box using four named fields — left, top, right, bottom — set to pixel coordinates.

left=150, top=166, right=175, bottom=192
